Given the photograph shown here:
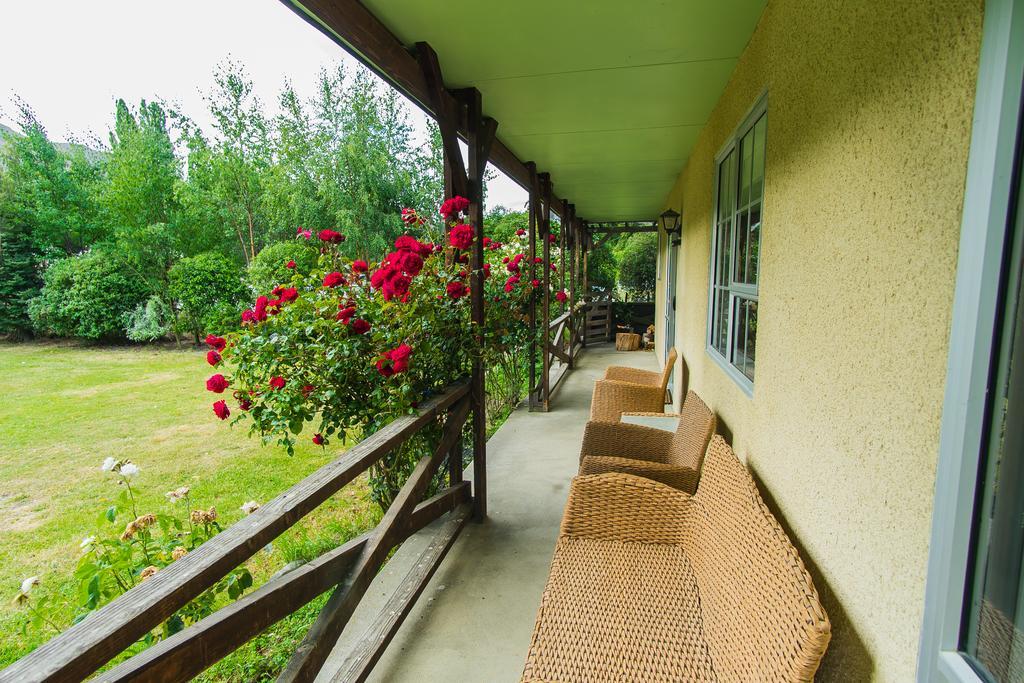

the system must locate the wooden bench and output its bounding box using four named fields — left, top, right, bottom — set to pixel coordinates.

left=522, top=435, right=831, bottom=682
left=578, top=390, right=716, bottom=493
